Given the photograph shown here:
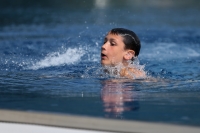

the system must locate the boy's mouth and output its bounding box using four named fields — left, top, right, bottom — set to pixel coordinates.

left=101, top=53, right=107, bottom=59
